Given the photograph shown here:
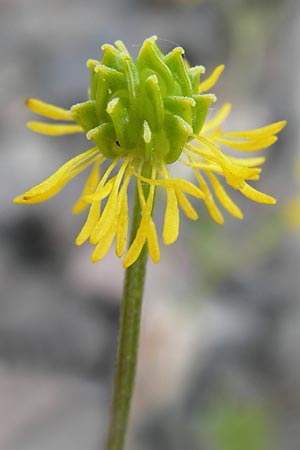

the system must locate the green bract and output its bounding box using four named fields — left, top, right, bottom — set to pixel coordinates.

left=71, top=35, right=216, bottom=164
